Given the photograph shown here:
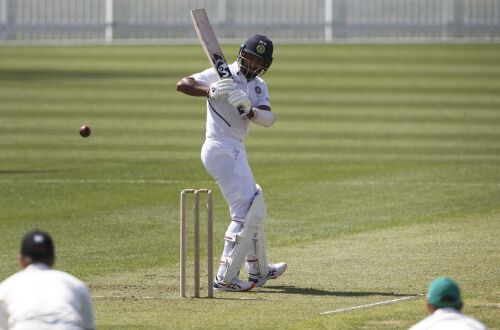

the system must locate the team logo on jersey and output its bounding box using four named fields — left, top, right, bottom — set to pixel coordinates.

left=255, top=86, right=262, bottom=94
left=256, top=44, right=266, bottom=54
